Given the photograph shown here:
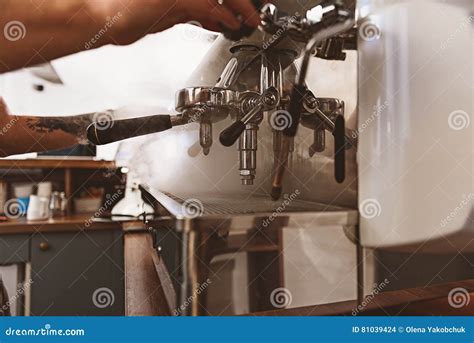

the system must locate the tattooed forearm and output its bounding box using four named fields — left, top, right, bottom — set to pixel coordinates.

left=25, top=112, right=109, bottom=144
left=0, top=97, right=117, bottom=156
